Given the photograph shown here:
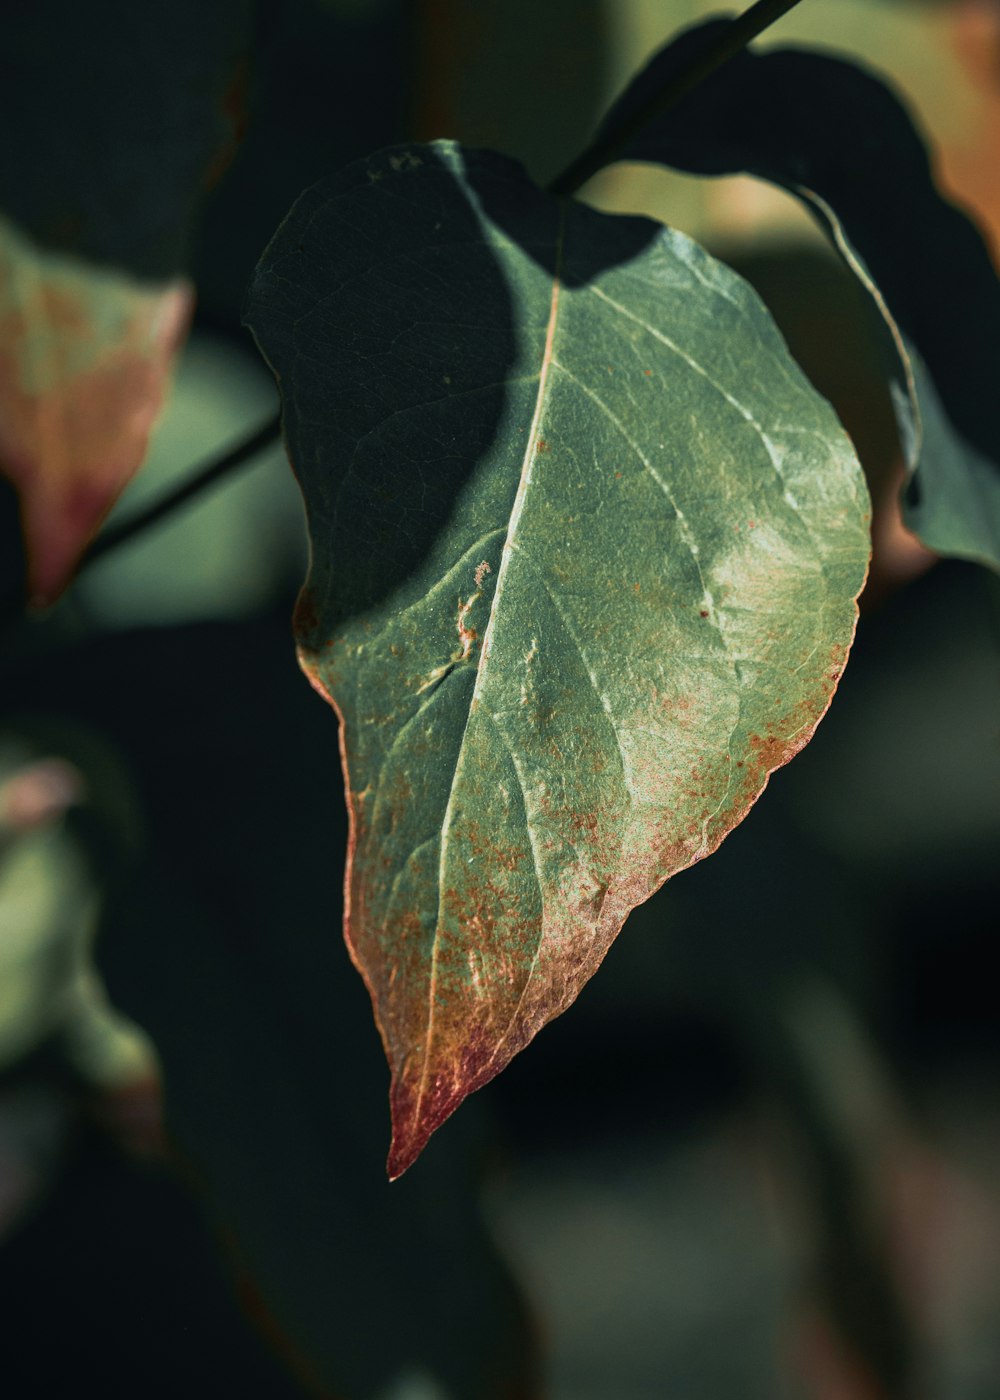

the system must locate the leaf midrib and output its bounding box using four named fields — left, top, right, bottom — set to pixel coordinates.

left=412, top=203, right=568, bottom=1119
